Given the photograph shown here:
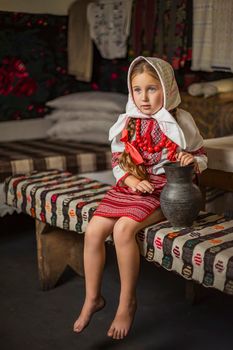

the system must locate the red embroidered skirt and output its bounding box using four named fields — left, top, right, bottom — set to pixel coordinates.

left=94, top=174, right=166, bottom=222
